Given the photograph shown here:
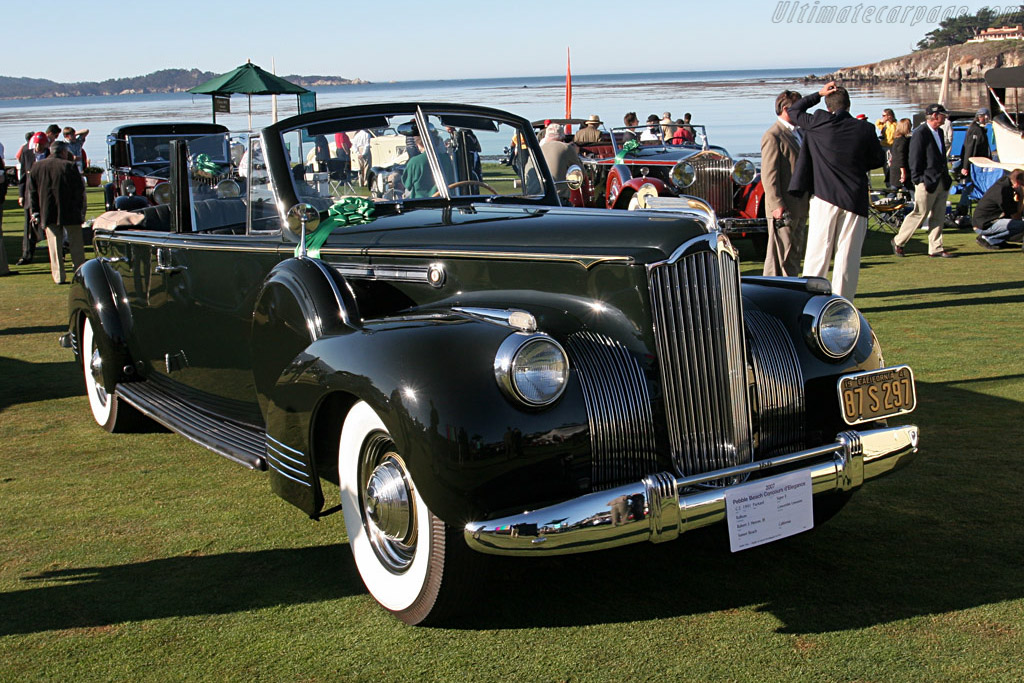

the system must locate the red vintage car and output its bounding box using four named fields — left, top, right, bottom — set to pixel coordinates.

left=534, top=119, right=767, bottom=243
left=104, top=122, right=231, bottom=210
